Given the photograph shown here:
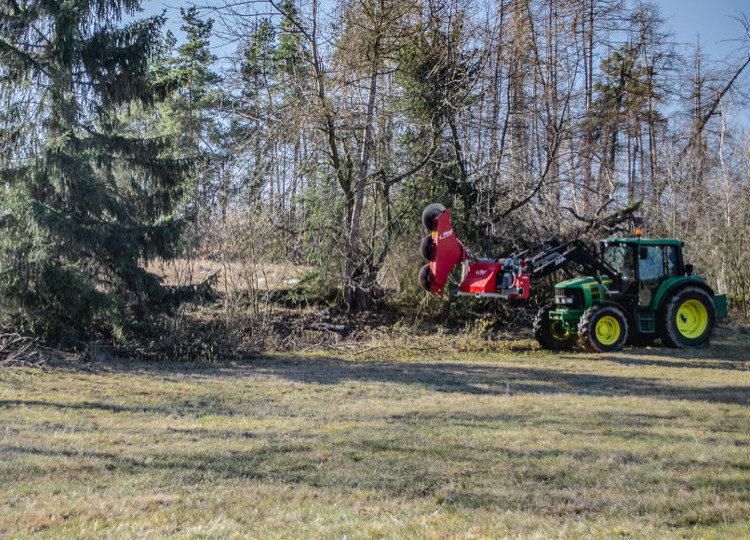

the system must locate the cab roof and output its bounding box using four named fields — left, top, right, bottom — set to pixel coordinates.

left=602, top=237, right=684, bottom=247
